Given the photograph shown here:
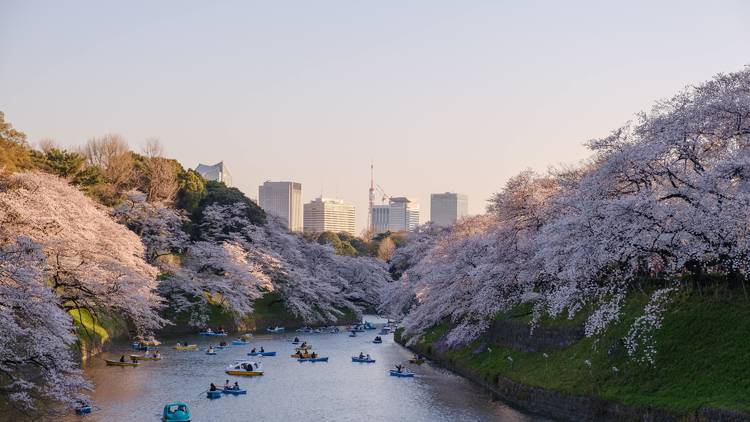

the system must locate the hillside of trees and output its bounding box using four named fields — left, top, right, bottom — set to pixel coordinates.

left=0, top=118, right=391, bottom=413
